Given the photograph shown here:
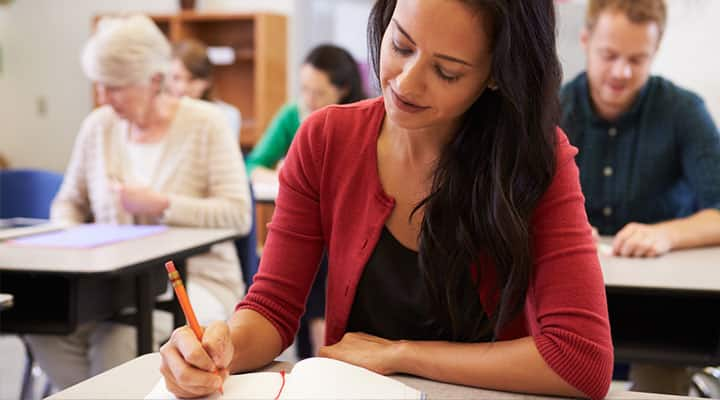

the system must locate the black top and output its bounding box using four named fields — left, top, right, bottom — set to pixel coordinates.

left=347, top=226, right=490, bottom=341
